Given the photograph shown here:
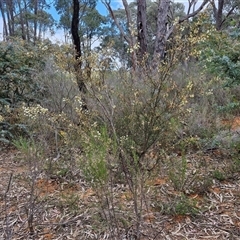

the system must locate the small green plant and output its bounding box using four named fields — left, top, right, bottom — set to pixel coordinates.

left=168, top=154, right=188, bottom=192
left=160, top=194, right=199, bottom=216
left=227, top=142, right=240, bottom=174
left=60, top=192, right=80, bottom=214
left=212, top=170, right=226, bottom=181
left=0, top=110, right=29, bottom=145
left=174, top=194, right=199, bottom=216
left=81, top=125, right=111, bottom=187
left=230, top=158, right=240, bottom=173
left=13, top=137, right=35, bottom=156
left=12, top=137, right=44, bottom=236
